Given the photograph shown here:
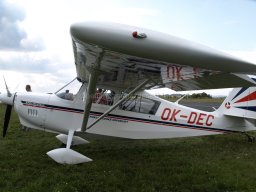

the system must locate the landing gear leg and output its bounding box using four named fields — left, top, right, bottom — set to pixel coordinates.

left=59, top=130, right=74, bottom=148
left=243, top=132, right=256, bottom=143
left=66, top=130, right=74, bottom=149
left=56, top=133, right=89, bottom=148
